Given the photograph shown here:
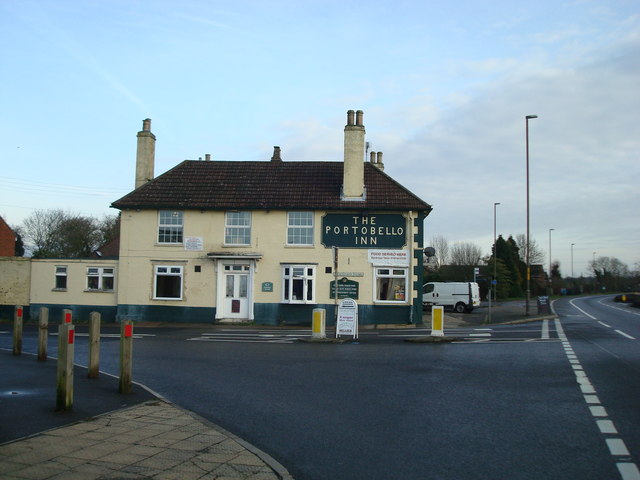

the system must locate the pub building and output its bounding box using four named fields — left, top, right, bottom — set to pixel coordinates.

left=108, top=110, right=432, bottom=326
